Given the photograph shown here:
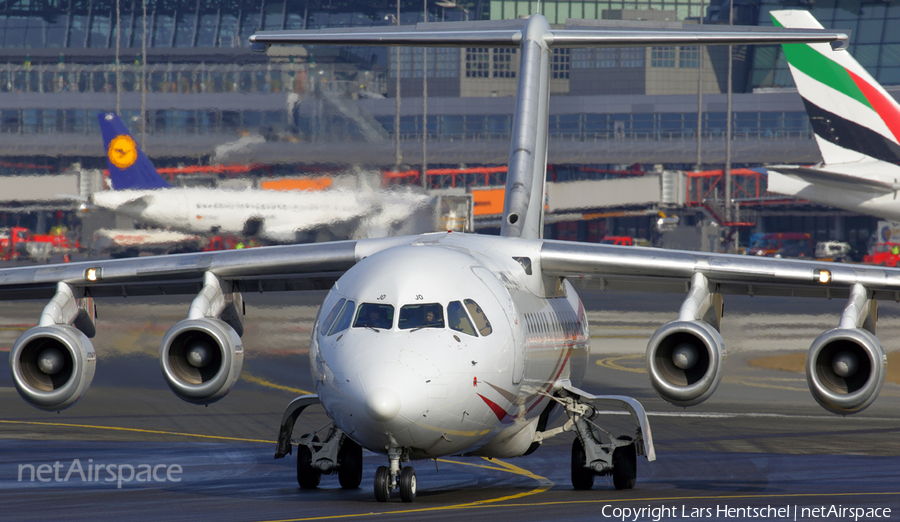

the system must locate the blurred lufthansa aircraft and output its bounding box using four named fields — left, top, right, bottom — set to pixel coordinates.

left=91, top=113, right=433, bottom=242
